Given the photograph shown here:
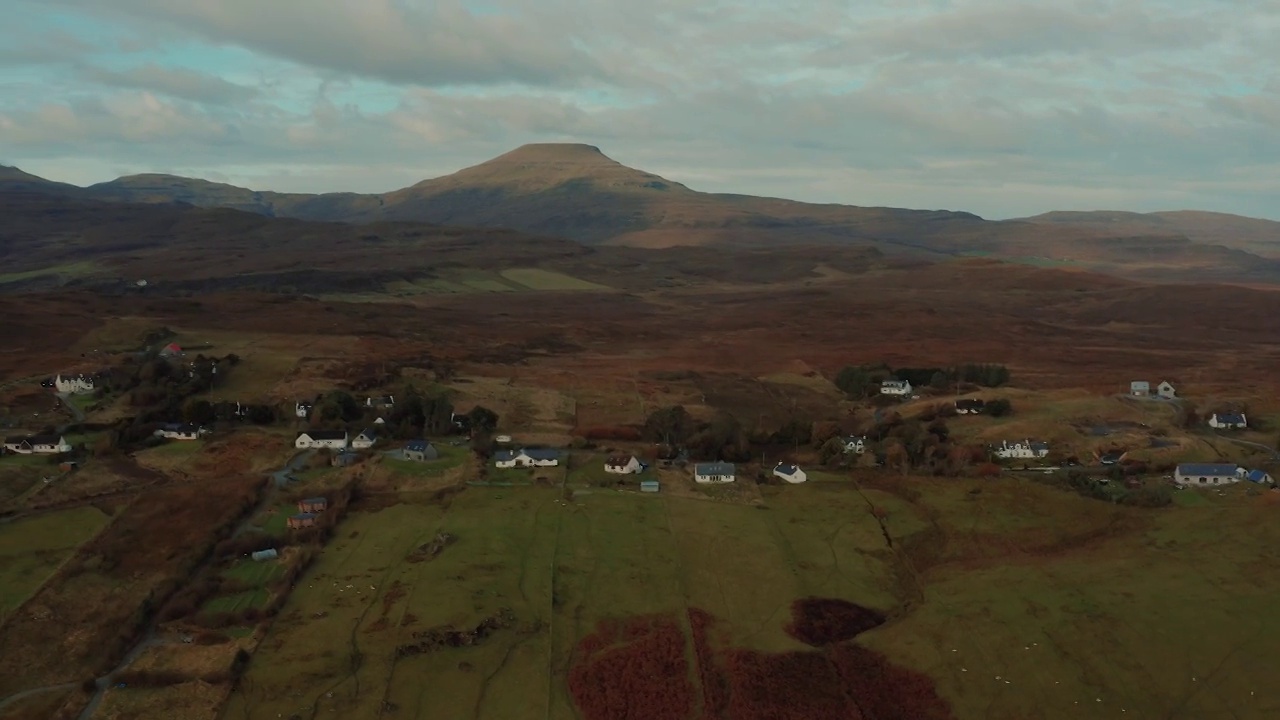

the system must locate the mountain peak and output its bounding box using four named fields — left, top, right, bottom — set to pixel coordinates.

left=496, top=143, right=610, bottom=163
left=405, top=143, right=690, bottom=195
